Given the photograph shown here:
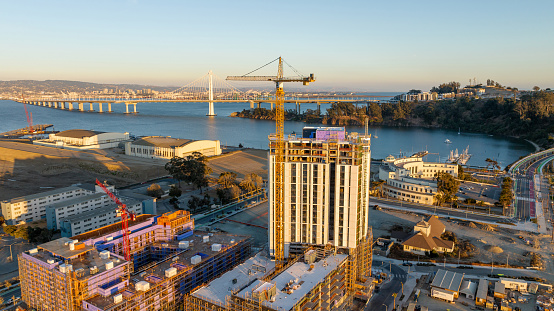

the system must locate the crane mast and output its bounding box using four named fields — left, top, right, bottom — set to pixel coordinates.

left=95, top=179, right=135, bottom=261
left=227, top=57, right=314, bottom=270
